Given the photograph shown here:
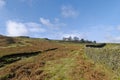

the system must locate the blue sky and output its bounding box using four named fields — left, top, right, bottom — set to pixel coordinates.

left=1, top=0, right=120, bottom=42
